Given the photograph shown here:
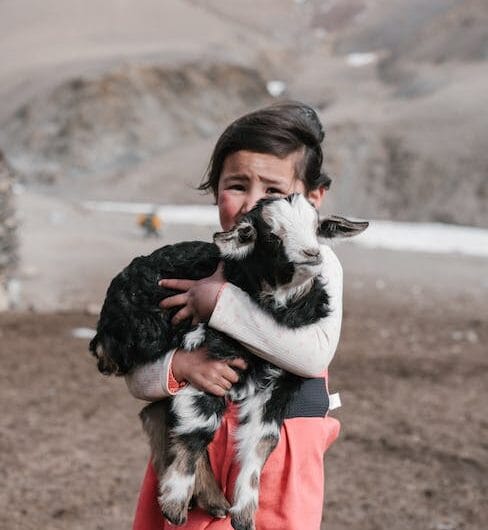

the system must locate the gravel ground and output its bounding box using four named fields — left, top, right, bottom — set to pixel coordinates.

left=1, top=257, right=486, bottom=529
